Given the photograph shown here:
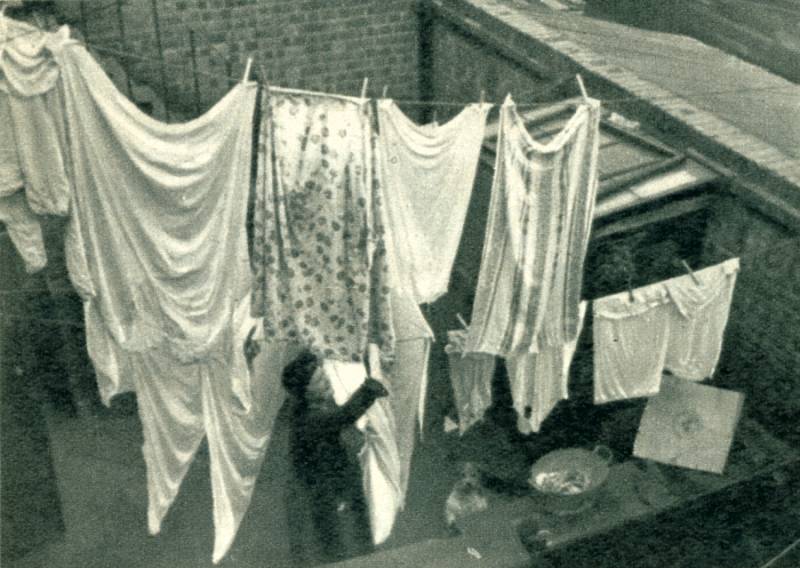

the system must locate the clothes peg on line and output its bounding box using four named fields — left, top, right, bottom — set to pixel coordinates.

left=456, top=313, right=469, bottom=330
left=242, top=56, right=253, bottom=83
left=681, top=260, right=701, bottom=286
left=432, top=109, right=439, bottom=124
left=382, top=85, right=388, bottom=98
left=259, top=64, right=269, bottom=89
left=576, top=74, right=589, bottom=102
left=360, top=77, right=369, bottom=99
left=479, top=89, right=486, bottom=105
